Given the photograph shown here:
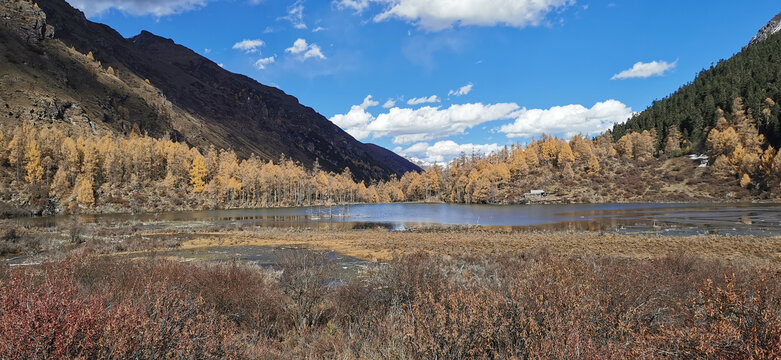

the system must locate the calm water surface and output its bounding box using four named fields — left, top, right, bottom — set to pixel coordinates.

left=11, top=203, right=781, bottom=236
